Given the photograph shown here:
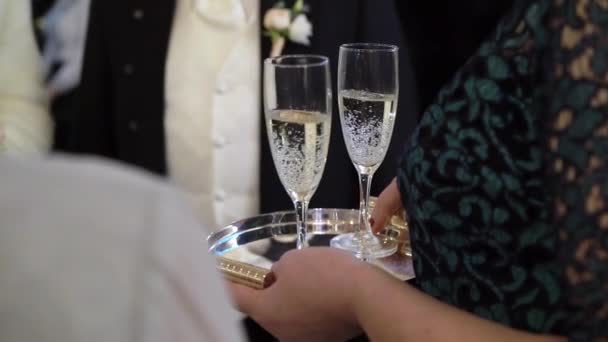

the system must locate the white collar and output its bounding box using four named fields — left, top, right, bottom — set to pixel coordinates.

left=192, top=0, right=255, bottom=28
